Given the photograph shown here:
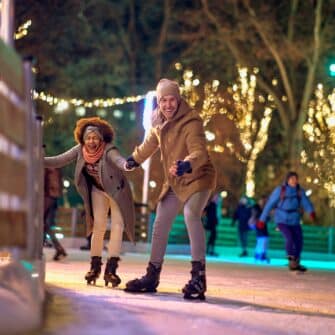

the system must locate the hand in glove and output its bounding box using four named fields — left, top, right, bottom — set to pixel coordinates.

left=176, top=160, right=192, bottom=176
left=124, top=156, right=140, bottom=171
left=256, top=220, right=265, bottom=229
